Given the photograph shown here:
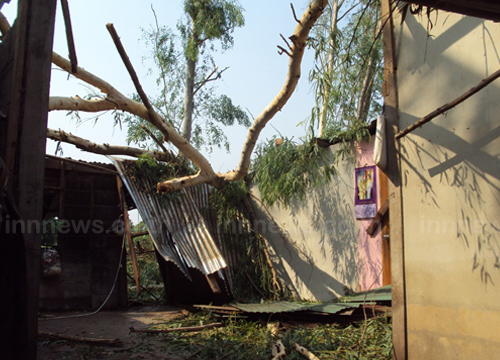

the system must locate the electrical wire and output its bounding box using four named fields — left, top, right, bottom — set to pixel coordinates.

left=39, top=233, right=126, bottom=320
